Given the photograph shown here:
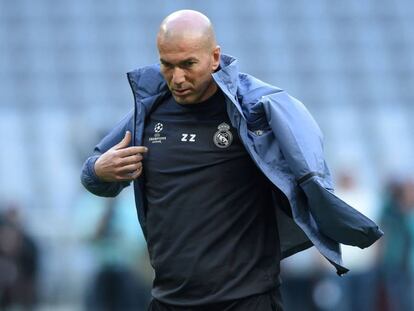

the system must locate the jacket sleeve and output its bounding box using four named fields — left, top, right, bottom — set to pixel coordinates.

left=260, top=92, right=383, bottom=248
left=80, top=110, right=134, bottom=197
